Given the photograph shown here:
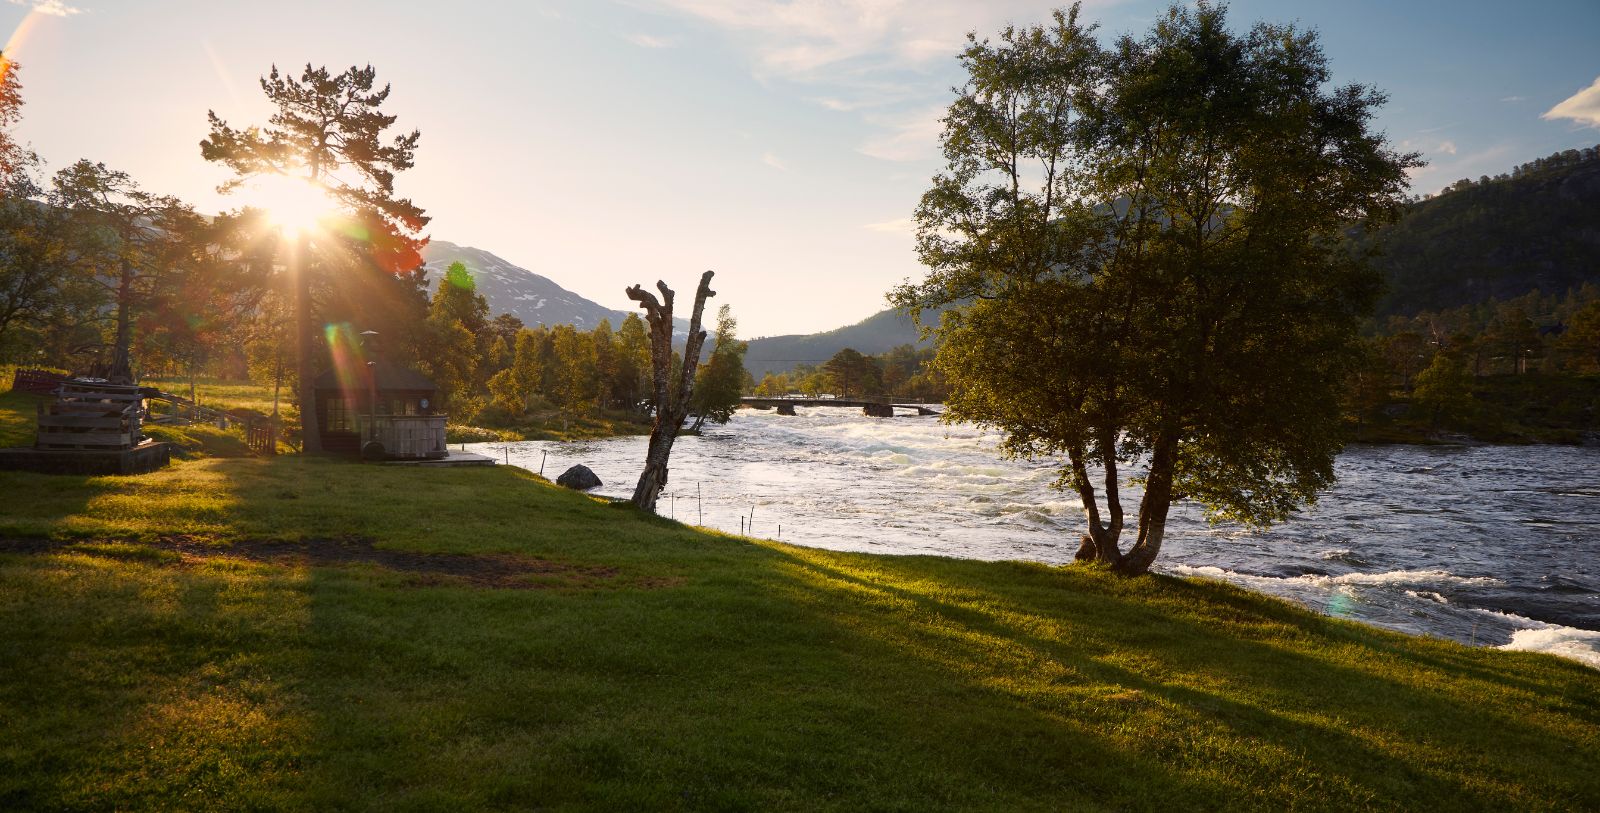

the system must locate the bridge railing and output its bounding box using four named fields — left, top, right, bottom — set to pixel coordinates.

left=741, top=394, right=933, bottom=404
